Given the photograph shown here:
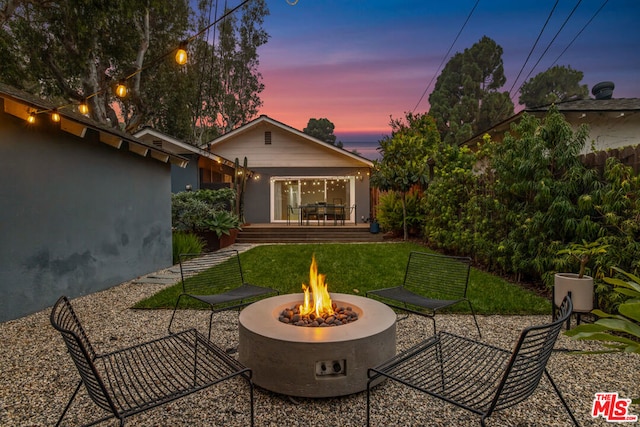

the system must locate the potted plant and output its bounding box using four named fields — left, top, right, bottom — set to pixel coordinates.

left=554, top=239, right=610, bottom=312
left=171, top=188, right=241, bottom=251
left=205, top=210, right=242, bottom=249
left=564, top=266, right=640, bottom=404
